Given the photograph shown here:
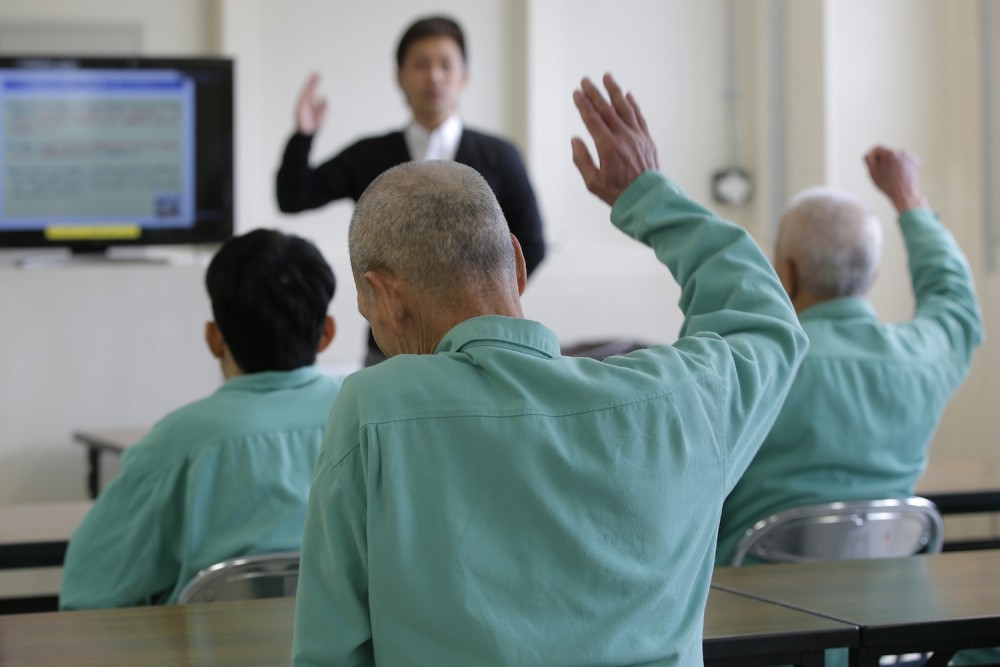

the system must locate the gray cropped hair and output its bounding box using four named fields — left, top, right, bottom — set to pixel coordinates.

left=348, top=160, right=516, bottom=303
left=777, top=187, right=883, bottom=298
